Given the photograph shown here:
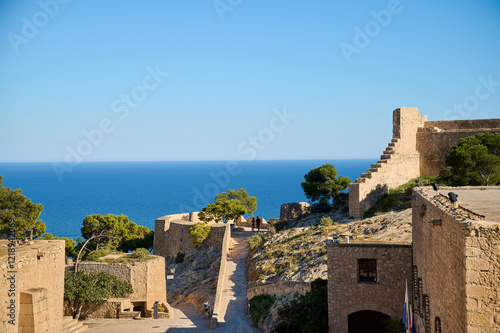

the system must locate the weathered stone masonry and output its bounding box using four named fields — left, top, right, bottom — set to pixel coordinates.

left=349, top=107, right=500, bottom=217
left=412, top=187, right=500, bottom=333
left=0, top=240, right=65, bottom=333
